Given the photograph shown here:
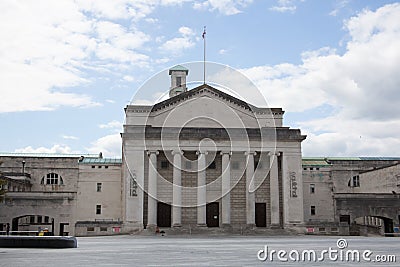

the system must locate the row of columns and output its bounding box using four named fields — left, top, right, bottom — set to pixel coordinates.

left=146, top=150, right=281, bottom=228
